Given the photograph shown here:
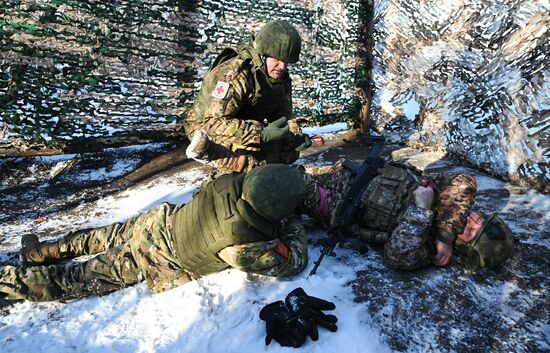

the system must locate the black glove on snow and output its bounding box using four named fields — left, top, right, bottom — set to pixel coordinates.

left=259, top=300, right=311, bottom=348
left=259, top=288, right=338, bottom=348
left=285, top=287, right=338, bottom=333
